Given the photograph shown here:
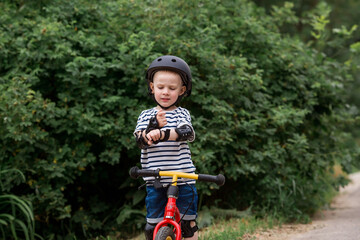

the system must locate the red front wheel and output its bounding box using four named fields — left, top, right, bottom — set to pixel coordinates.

left=154, top=226, right=176, bottom=240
